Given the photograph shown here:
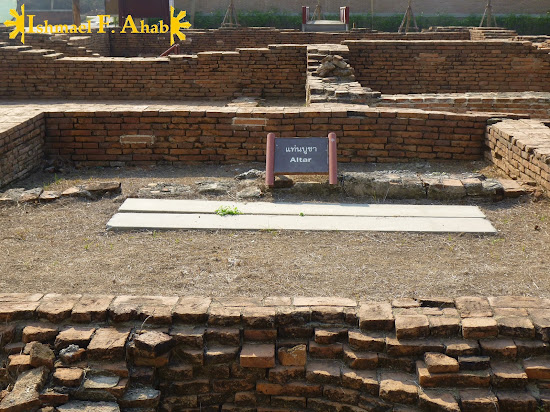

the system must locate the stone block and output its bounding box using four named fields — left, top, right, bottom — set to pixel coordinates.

left=459, top=389, right=497, bottom=412
left=240, top=344, right=275, bottom=368
left=455, top=297, right=492, bottom=318
left=490, top=361, right=528, bottom=389
left=417, top=361, right=490, bottom=388
left=496, top=390, right=537, bottom=411
left=53, top=368, right=84, bottom=387
left=22, top=325, right=59, bottom=343
left=424, top=352, right=459, bottom=373
left=458, top=356, right=490, bottom=371
left=395, top=315, right=430, bottom=339
left=523, top=357, right=550, bottom=380
left=309, top=341, right=343, bottom=359
left=134, top=331, right=174, bottom=356
left=358, top=302, right=394, bottom=331
left=343, top=346, right=378, bottom=369
left=87, top=328, right=129, bottom=360
left=71, top=295, right=114, bottom=322
left=341, top=368, right=379, bottom=396
left=306, top=361, right=341, bottom=385
left=462, top=317, right=498, bottom=339
left=28, top=342, right=55, bottom=369
left=480, top=339, right=517, bottom=359
left=55, top=326, right=96, bottom=350
left=278, top=344, right=306, bottom=366
left=379, top=372, right=418, bottom=404
left=348, top=331, right=385, bottom=352
left=0, top=367, right=48, bottom=412
left=497, top=316, right=535, bottom=338
left=172, top=297, right=211, bottom=323
left=429, top=316, right=460, bottom=337
left=419, top=390, right=460, bottom=412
